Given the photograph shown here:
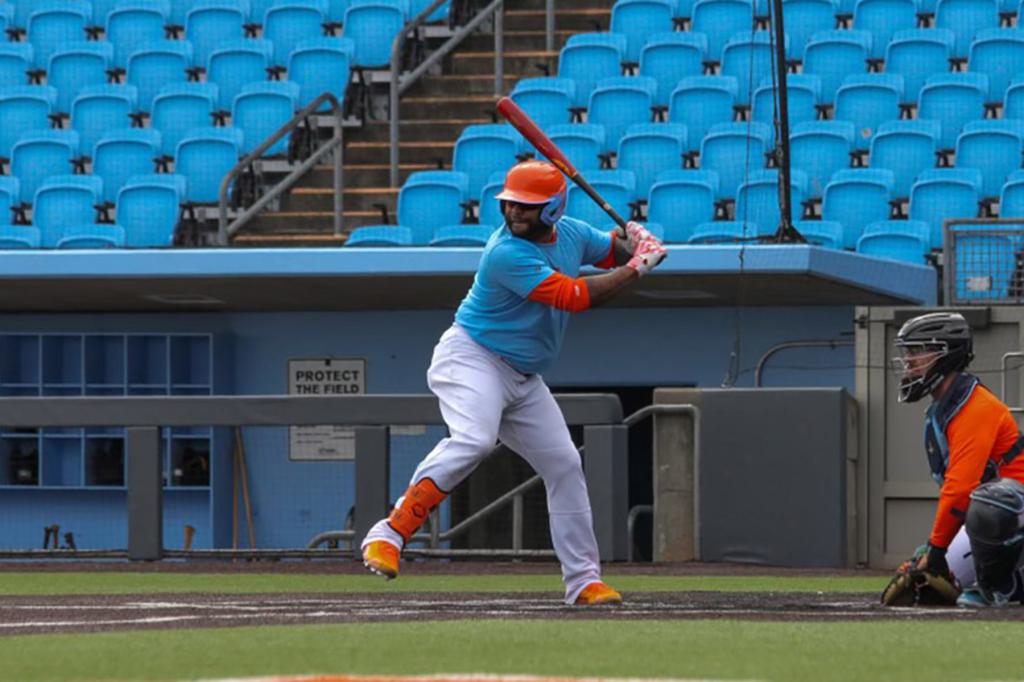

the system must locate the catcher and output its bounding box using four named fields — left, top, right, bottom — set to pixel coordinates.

left=882, top=312, right=1024, bottom=608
